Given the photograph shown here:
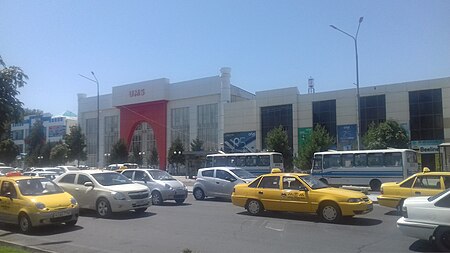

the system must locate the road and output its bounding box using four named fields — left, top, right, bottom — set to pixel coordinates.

left=0, top=195, right=435, bottom=253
